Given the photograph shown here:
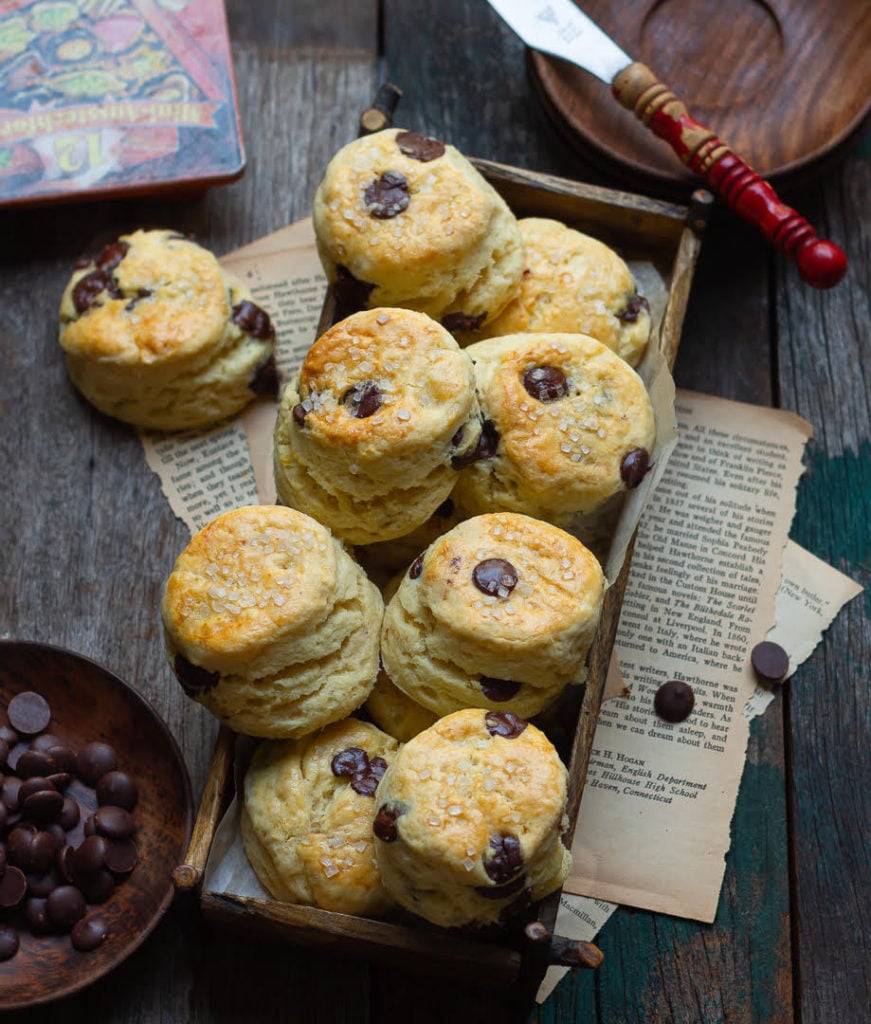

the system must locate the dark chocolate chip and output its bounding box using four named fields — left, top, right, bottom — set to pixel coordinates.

left=57, top=844, right=77, bottom=884
left=522, top=365, right=568, bottom=403
left=292, top=403, right=307, bottom=426
left=72, top=269, right=112, bottom=314
left=620, top=448, right=651, bottom=488
left=332, top=265, right=375, bottom=319
left=30, top=733, right=62, bottom=753
left=451, top=419, right=499, bottom=469
left=233, top=299, right=276, bottom=341
left=74, top=835, right=108, bottom=875
left=364, top=171, right=410, bottom=218
left=8, top=691, right=51, bottom=735
left=16, top=749, right=55, bottom=778
left=125, top=287, right=151, bottom=312
left=442, top=311, right=487, bottom=333
left=23, top=897, right=52, bottom=935
left=59, top=795, right=80, bottom=830
left=751, top=641, right=790, bottom=686
left=618, top=293, right=650, bottom=323
left=475, top=873, right=528, bottom=900
left=0, top=924, right=19, bottom=960
left=18, top=776, right=55, bottom=802
left=1, top=777, right=22, bottom=811
left=408, top=555, right=423, bottom=580
left=331, top=747, right=369, bottom=779
left=479, top=677, right=521, bottom=702
left=0, top=738, right=7, bottom=764
left=104, top=837, right=138, bottom=875
left=46, top=744, right=76, bottom=774
left=0, top=866, right=26, bottom=908
left=47, top=771, right=72, bottom=791
left=28, top=831, right=61, bottom=874
left=343, top=381, right=382, bottom=418
left=77, top=868, right=115, bottom=904
left=72, top=915, right=109, bottom=951
left=22, top=788, right=64, bottom=824
left=0, top=723, right=20, bottom=746
left=484, top=710, right=528, bottom=739
left=484, top=833, right=524, bottom=884
left=173, top=653, right=220, bottom=698
left=472, top=558, right=518, bottom=597
left=351, top=756, right=387, bottom=798
left=653, top=680, right=695, bottom=723
left=83, top=813, right=97, bottom=837
left=96, top=770, right=138, bottom=810
left=249, top=353, right=280, bottom=397
left=46, top=885, right=86, bottom=931
left=26, top=867, right=59, bottom=898
left=396, top=130, right=445, bottom=162
left=95, top=240, right=129, bottom=272
left=75, top=741, right=118, bottom=784
left=6, top=825, right=36, bottom=868
left=93, top=805, right=135, bottom=840
left=373, top=804, right=400, bottom=842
